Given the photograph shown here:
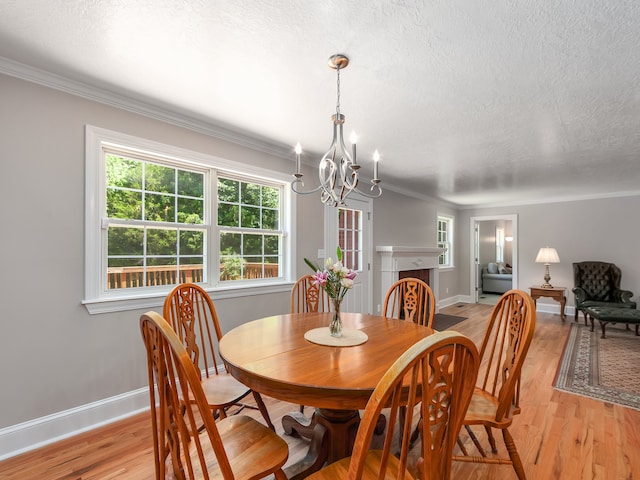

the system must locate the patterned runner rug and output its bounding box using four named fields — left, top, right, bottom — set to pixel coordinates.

left=554, top=322, right=640, bottom=410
